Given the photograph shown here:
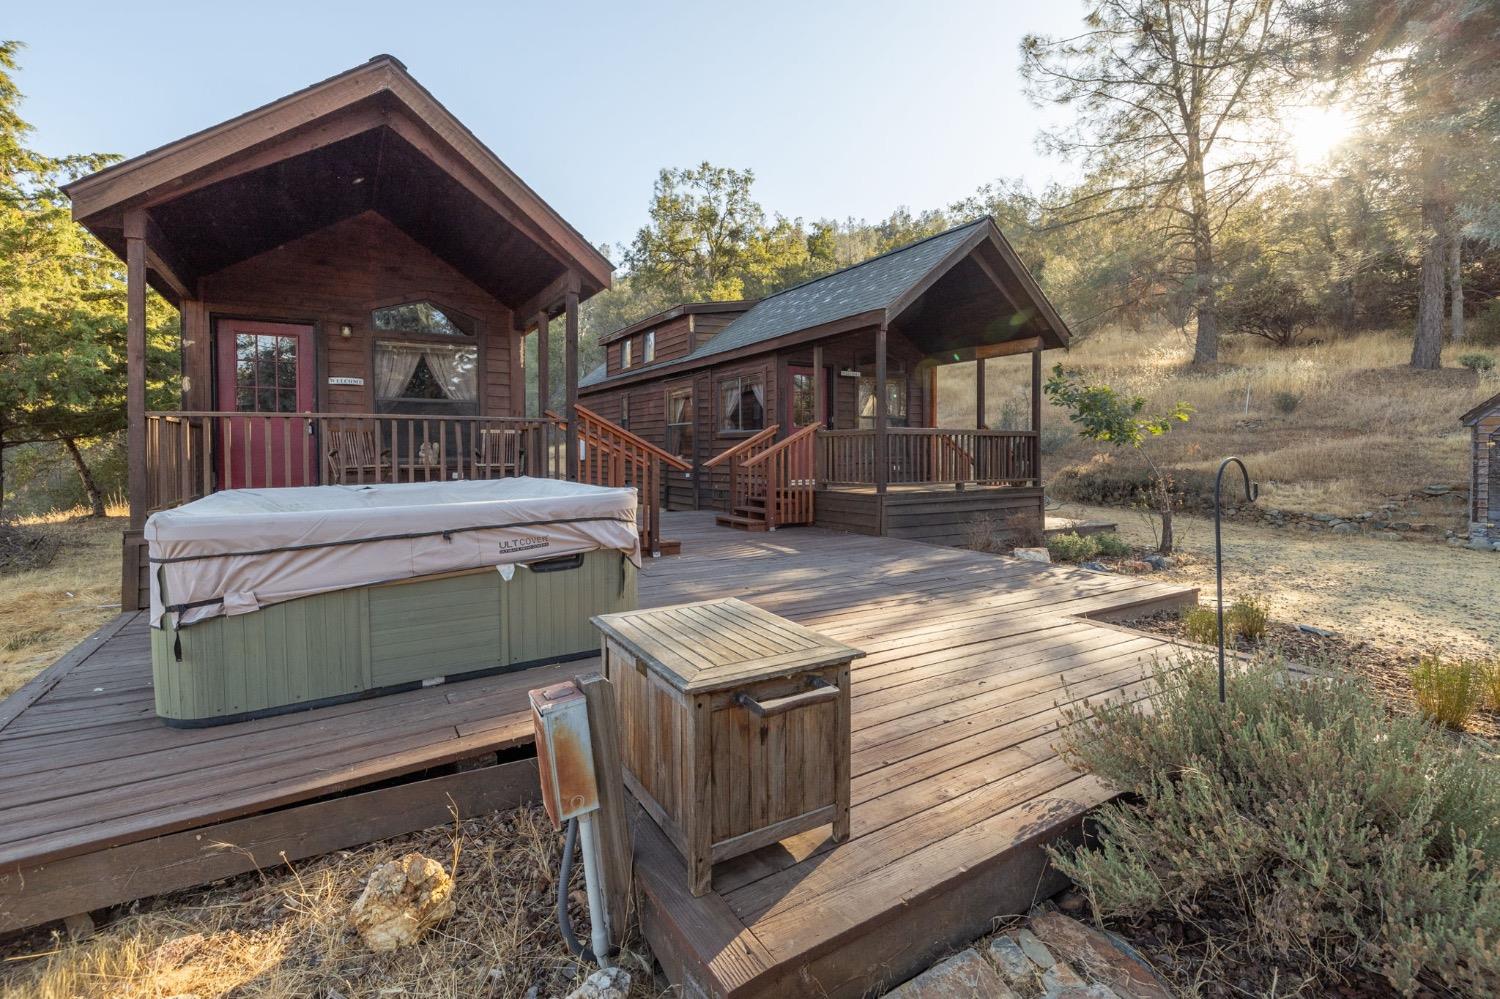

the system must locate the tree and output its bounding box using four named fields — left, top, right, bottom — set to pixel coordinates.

left=1022, top=1, right=1299, bottom=365
left=1044, top=364, right=1192, bottom=553
left=0, top=40, right=178, bottom=515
